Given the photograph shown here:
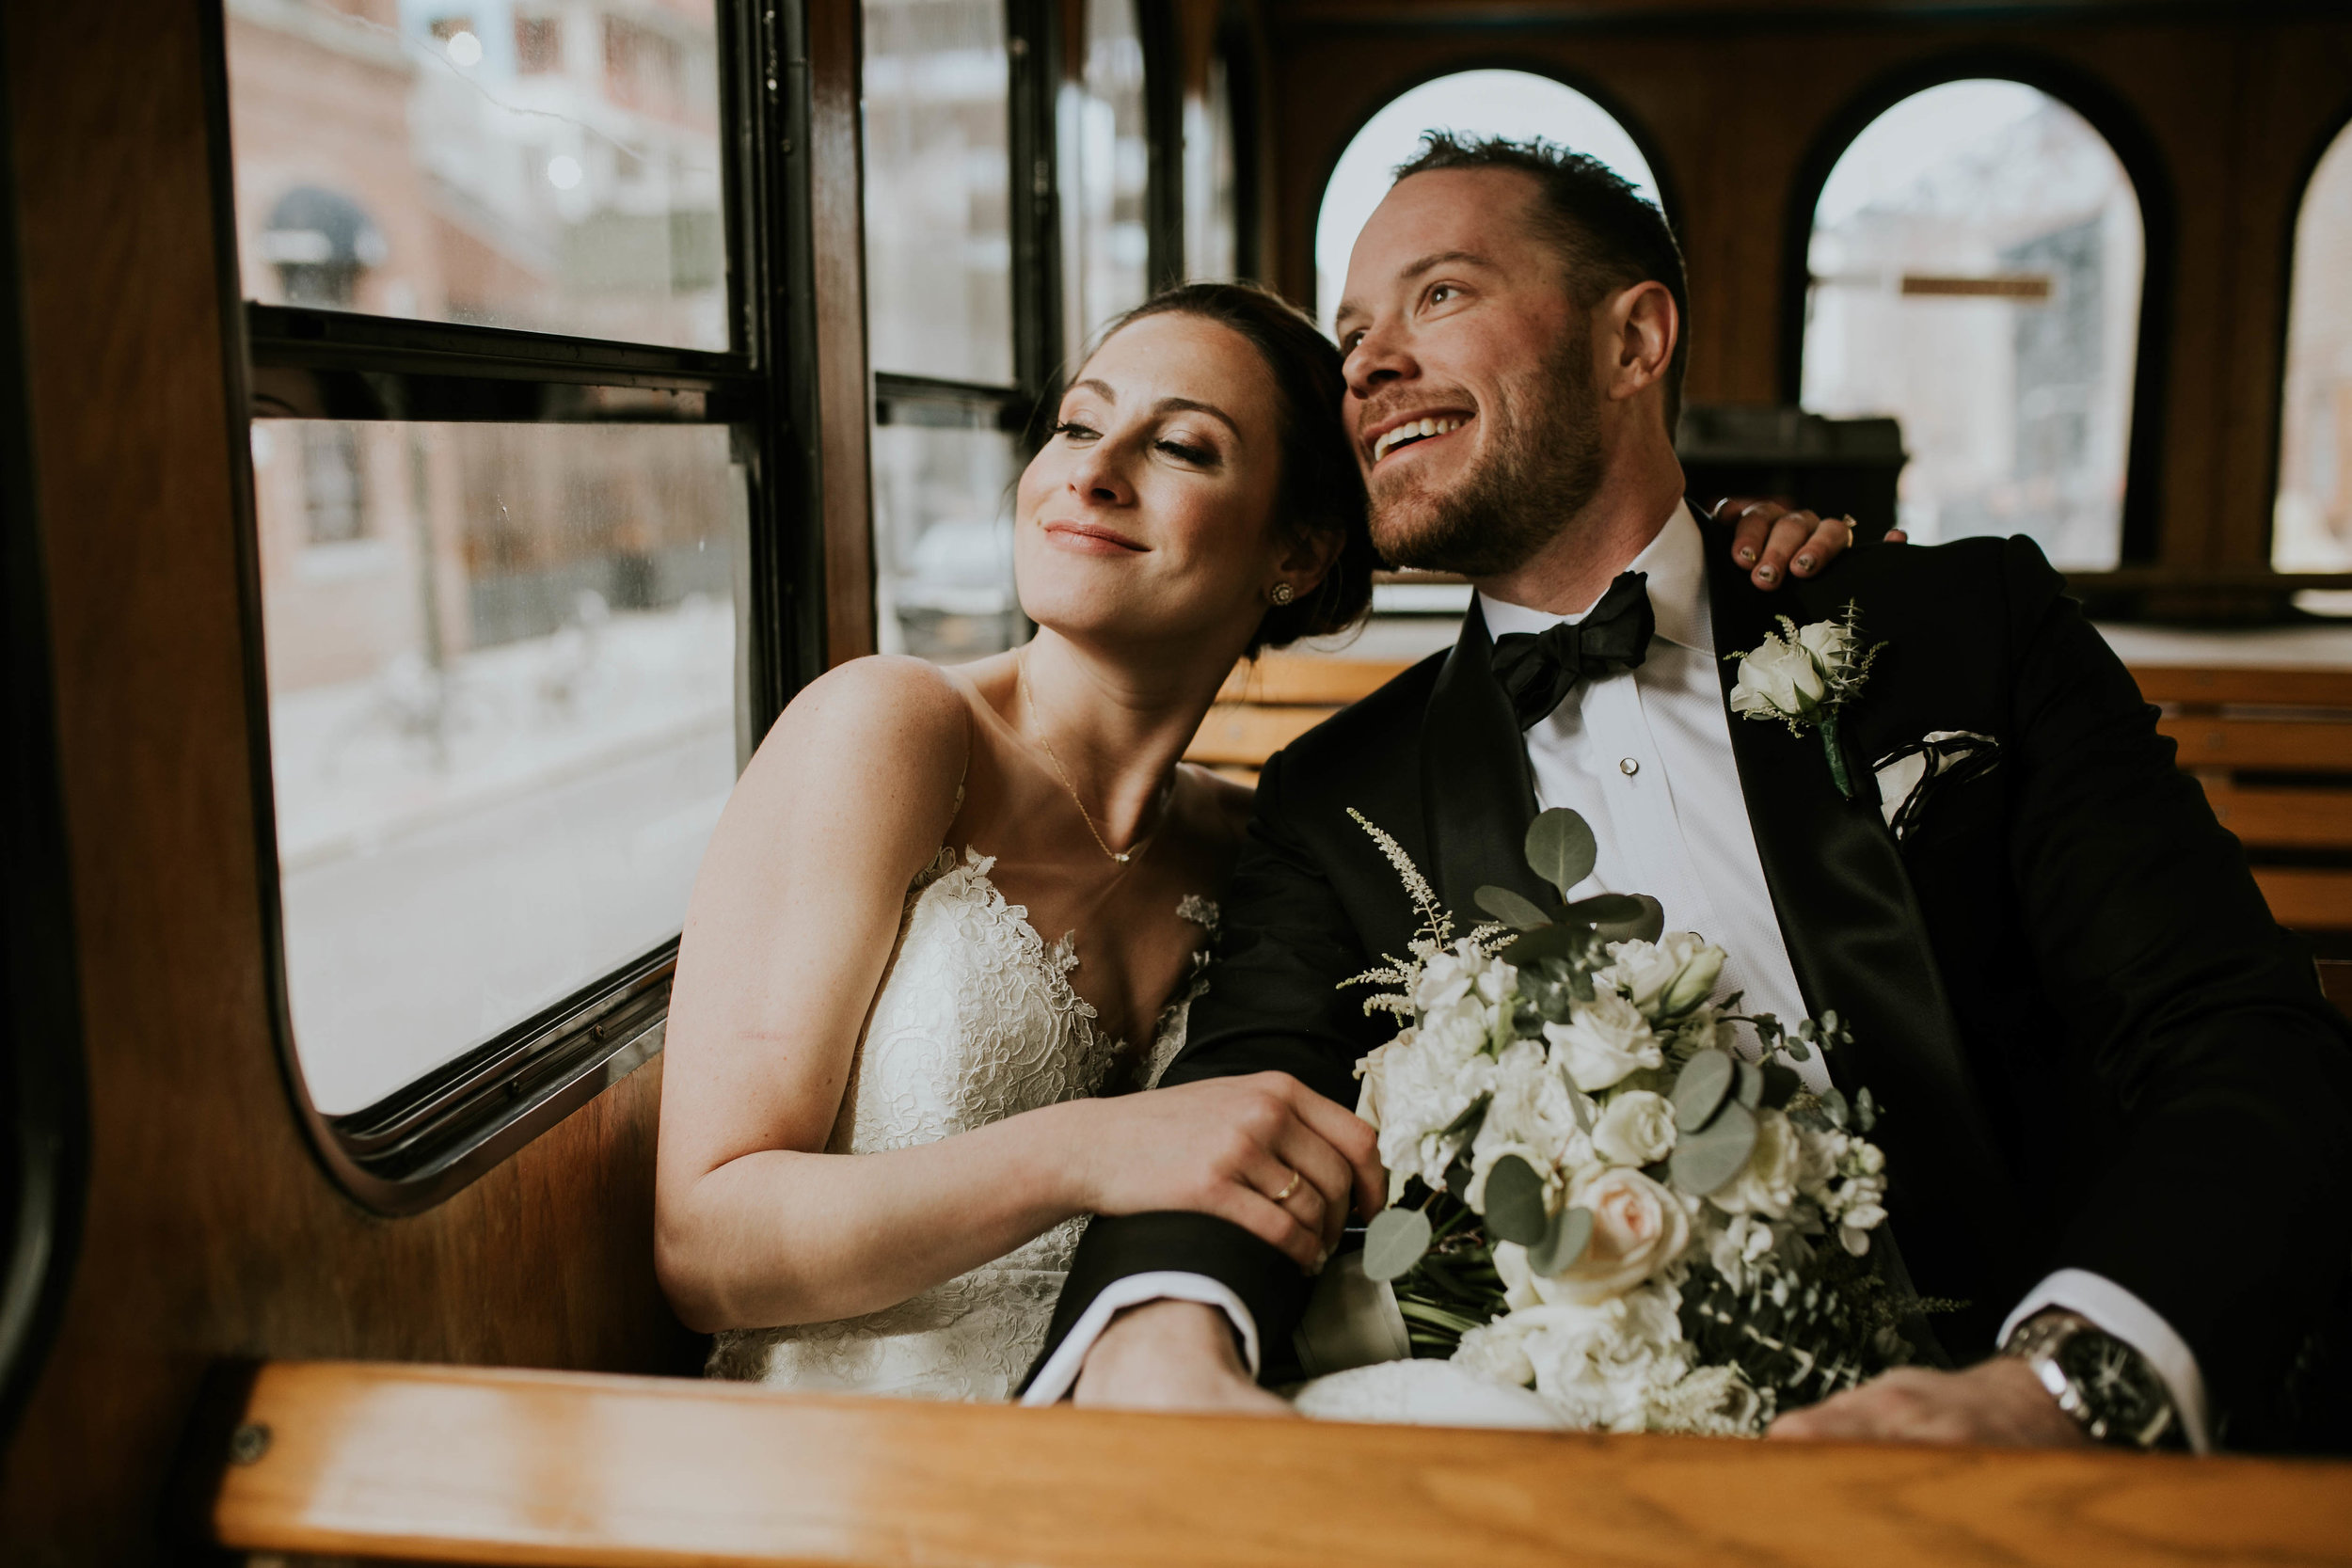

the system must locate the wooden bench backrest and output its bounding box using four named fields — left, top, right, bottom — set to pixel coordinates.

left=1189, top=654, right=2352, bottom=933
left=204, top=1359, right=2352, bottom=1568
